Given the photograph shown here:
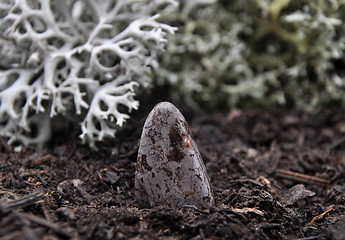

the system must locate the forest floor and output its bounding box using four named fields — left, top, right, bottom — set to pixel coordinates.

left=1, top=102, right=345, bottom=239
